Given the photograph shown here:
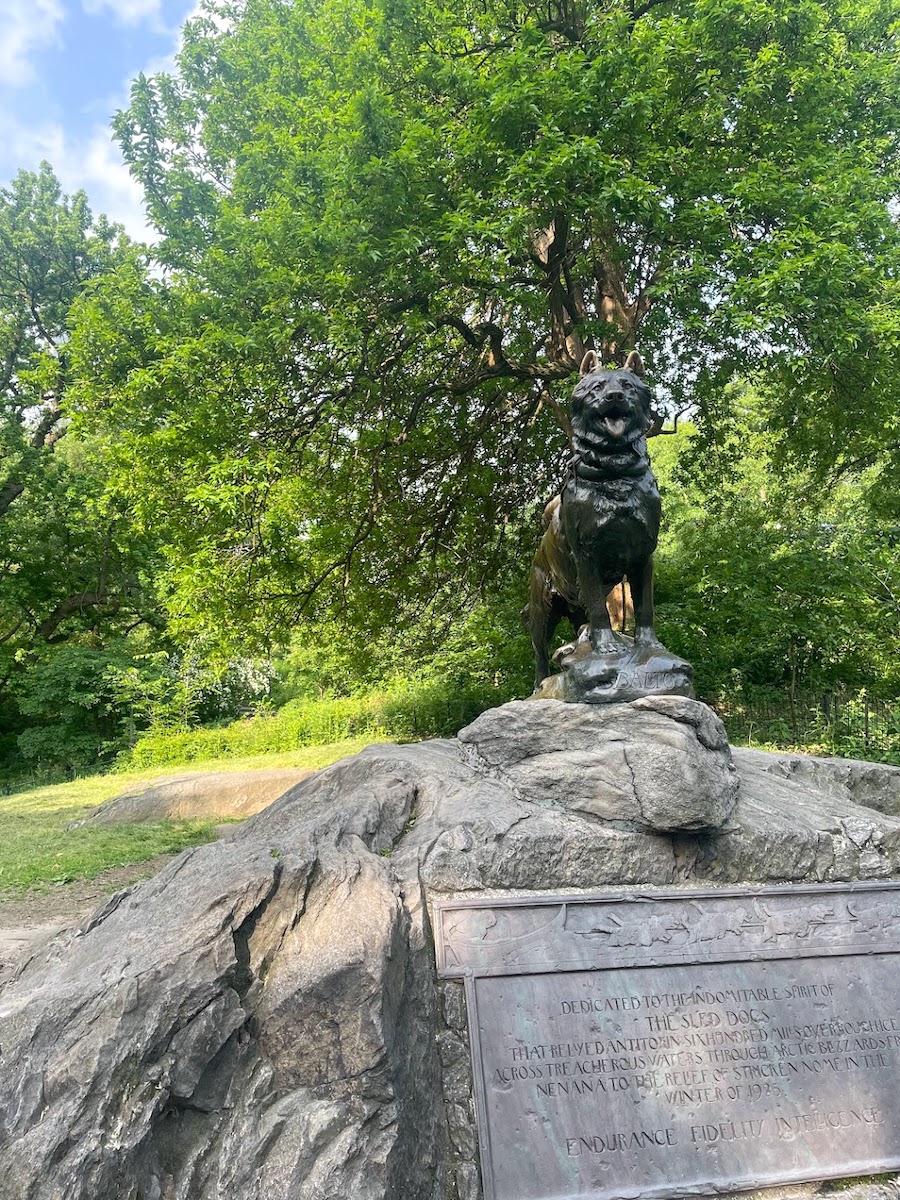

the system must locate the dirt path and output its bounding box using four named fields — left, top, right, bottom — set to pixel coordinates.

left=0, top=853, right=179, bottom=986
